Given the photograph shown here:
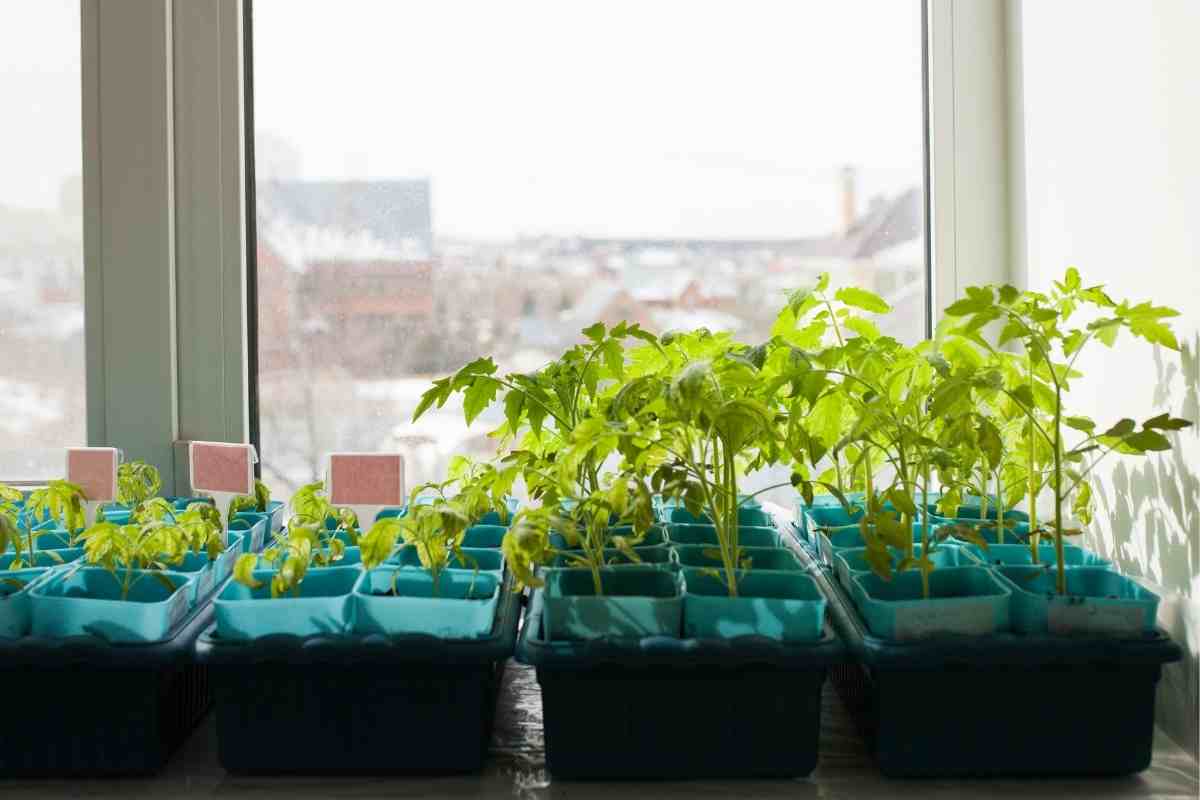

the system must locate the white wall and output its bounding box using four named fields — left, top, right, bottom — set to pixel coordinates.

left=1017, top=0, right=1200, bottom=760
